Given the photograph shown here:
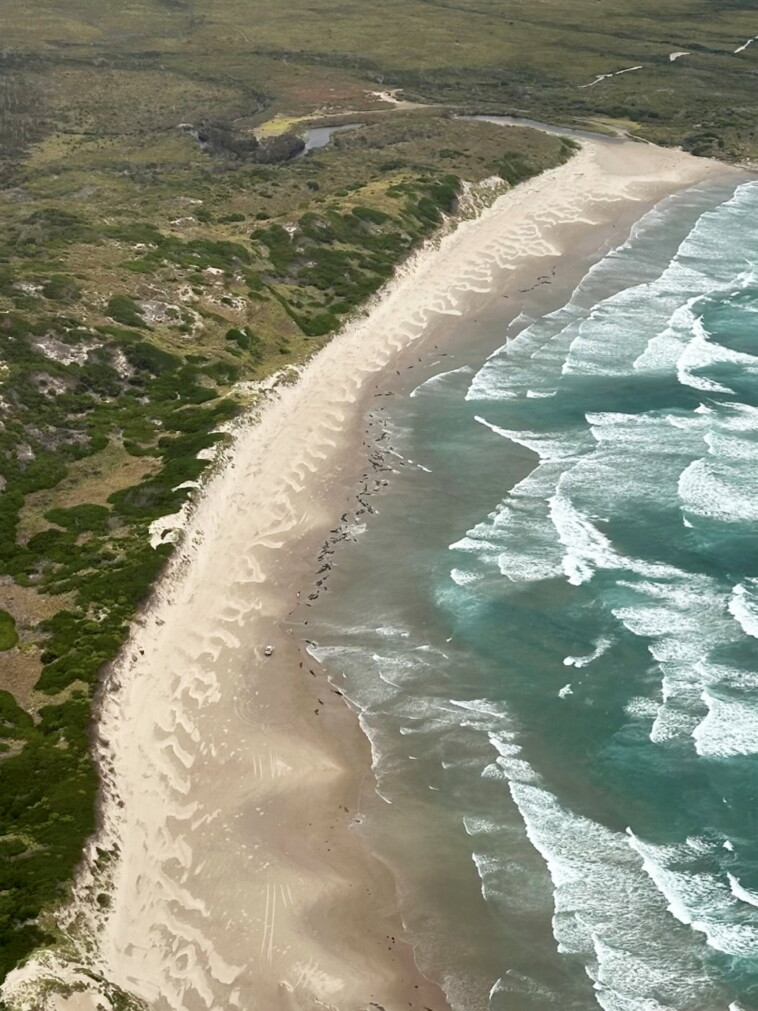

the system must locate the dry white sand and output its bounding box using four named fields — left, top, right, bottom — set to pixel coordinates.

left=2, top=138, right=733, bottom=1011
